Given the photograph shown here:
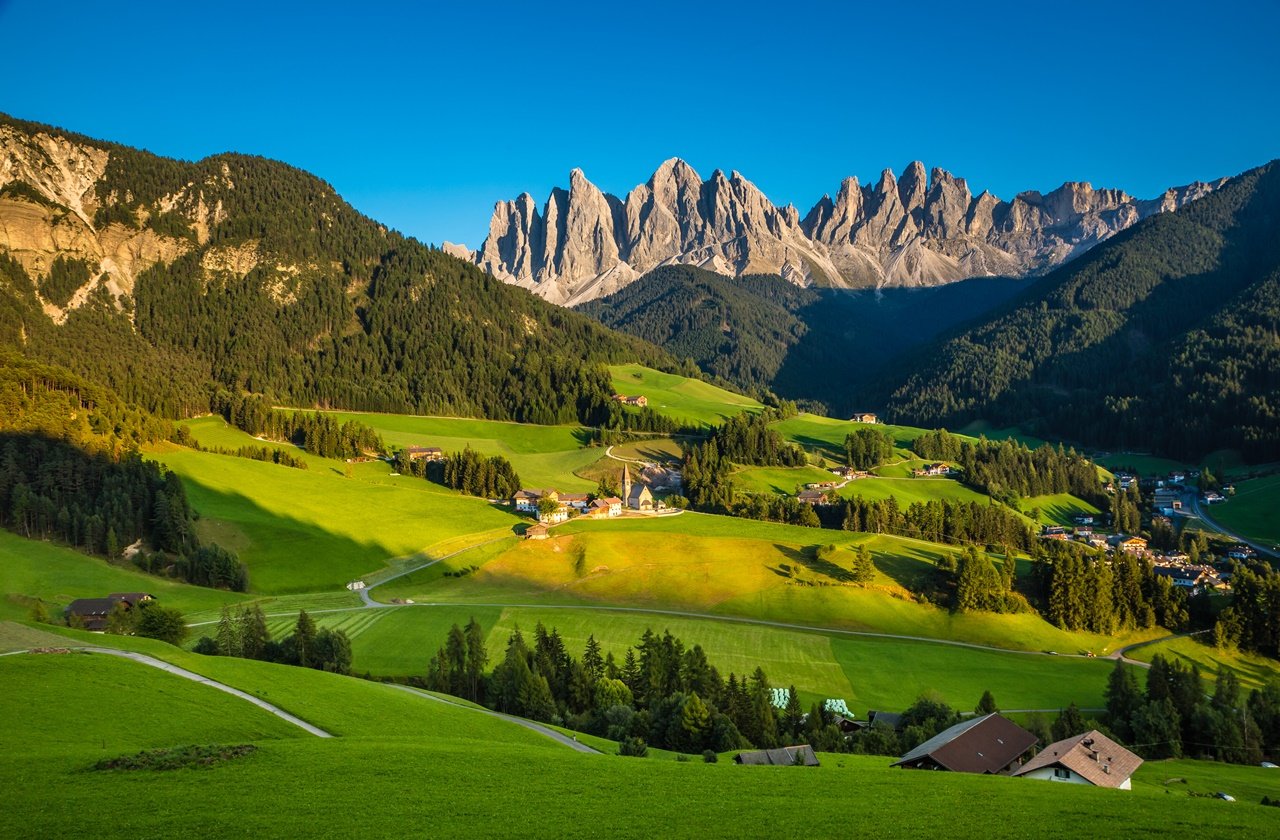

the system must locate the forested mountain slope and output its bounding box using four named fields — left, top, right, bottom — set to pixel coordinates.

left=877, top=161, right=1280, bottom=461
left=0, top=114, right=673, bottom=425
left=580, top=264, right=1027, bottom=414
